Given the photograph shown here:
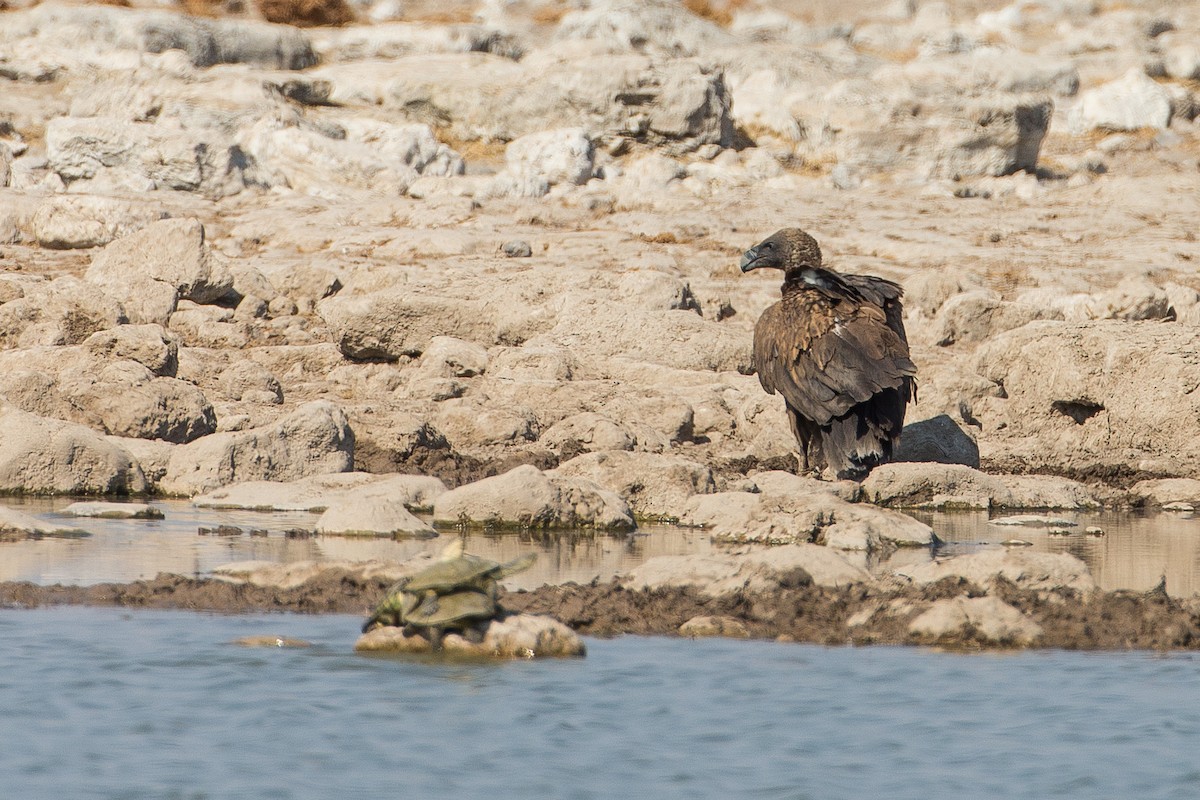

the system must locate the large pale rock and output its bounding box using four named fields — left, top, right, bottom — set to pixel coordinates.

left=0, top=406, right=147, bottom=494
left=1068, top=68, right=1172, bottom=133
left=930, top=99, right=1052, bottom=179
left=682, top=486, right=934, bottom=551
left=322, top=52, right=731, bottom=153
left=246, top=118, right=462, bottom=197
left=540, top=413, right=636, bottom=454
left=212, top=558, right=410, bottom=589
left=932, top=292, right=1062, bottom=346
left=542, top=300, right=751, bottom=373
left=553, top=1, right=734, bottom=57
left=354, top=613, right=586, bottom=659
left=193, top=472, right=445, bottom=511
left=86, top=218, right=233, bottom=325
left=83, top=324, right=179, bottom=376
left=551, top=451, right=716, bottom=521
left=61, top=501, right=163, bottom=519
left=432, top=465, right=635, bottom=530
left=31, top=195, right=168, bottom=250
left=622, top=544, right=870, bottom=597
left=863, top=463, right=1013, bottom=509
left=46, top=117, right=245, bottom=197
left=1129, top=479, right=1200, bottom=507
left=0, top=4, right=317, bottom=69
left=0, top=277, right=127, bottom=348
left=973, top=321, right=1200, bottom=477
left=71, top=361, right=217, bottom=443
left=0, top=506, right=89, bottom=539
left=159, top=400, right=354, bottom=495
left=909, top=596, right=1042, bottom=644
left=490, top=128, right=594, bottom=198
left=897, top=549, right=1095, bottom=594
left=417, top=336, right=488, bottom=378
left=319, top=288, right=494, bottom=360
left=315, top=497, right=436, bottom=538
